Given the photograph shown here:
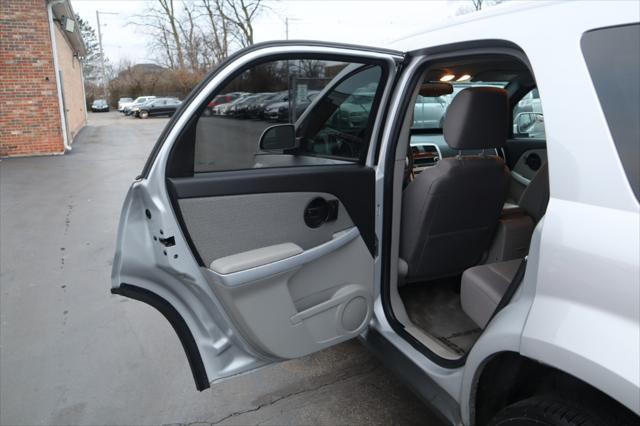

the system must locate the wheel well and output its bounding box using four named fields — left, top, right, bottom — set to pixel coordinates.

left=473, top=352, right=637, bottom=425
